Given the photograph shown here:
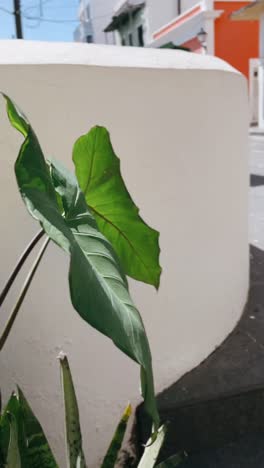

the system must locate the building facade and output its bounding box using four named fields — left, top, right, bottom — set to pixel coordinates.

left=77, top=0, right=259, bottom=123
left=104, top=1, right=180, bottom=47
left=74, top=0, right=117, bottom=44
left=104, top=1, right=148, bottom=46
left=231, top=1, right=264, bottom=128
left=149, top=0, right=258, bottom=79
left=105, top=0, right=258, bottom=79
